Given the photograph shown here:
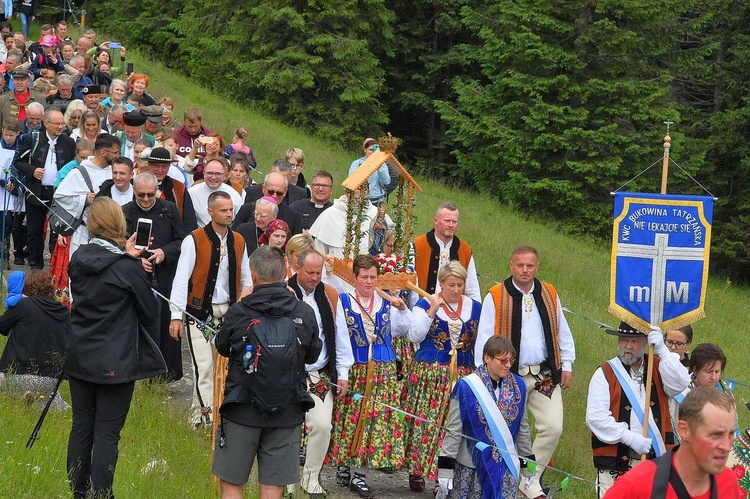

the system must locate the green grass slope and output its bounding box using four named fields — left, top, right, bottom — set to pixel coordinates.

left=1, top=50, right=748, bottom=497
